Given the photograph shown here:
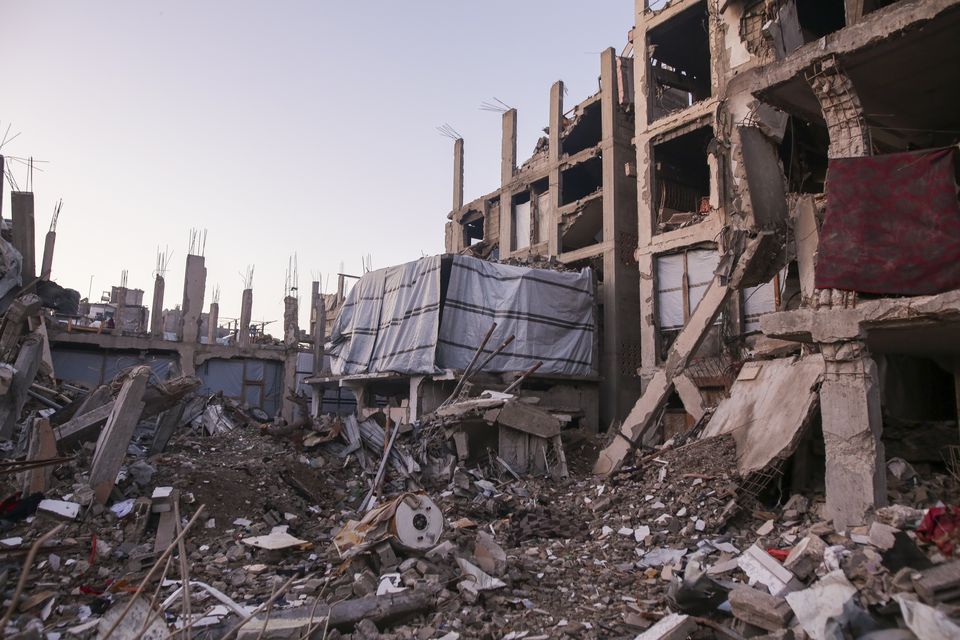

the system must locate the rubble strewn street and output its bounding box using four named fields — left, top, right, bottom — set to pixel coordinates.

left=2, top=348, right=960, bottom=639
left=4, top=0, right=960, bottom=638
